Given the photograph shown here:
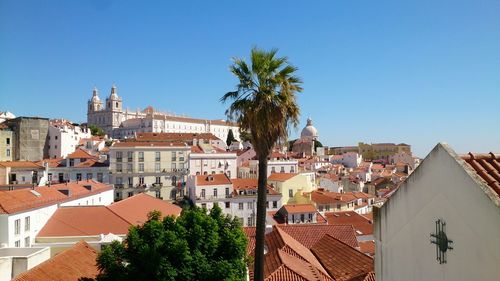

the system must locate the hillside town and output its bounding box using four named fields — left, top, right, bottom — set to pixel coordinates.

left=0, top=85, right=498, bottom=281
